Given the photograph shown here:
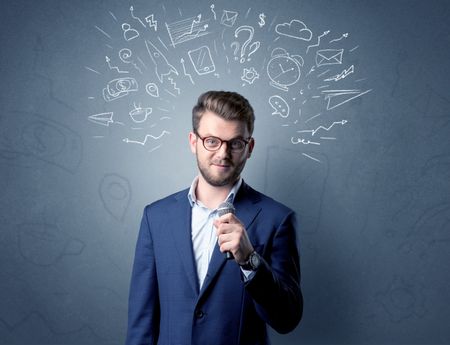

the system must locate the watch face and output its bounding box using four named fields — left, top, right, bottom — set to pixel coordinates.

left=267, top=56, right=301, bottom=88
left=250, top=252, right=260, bottom=269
